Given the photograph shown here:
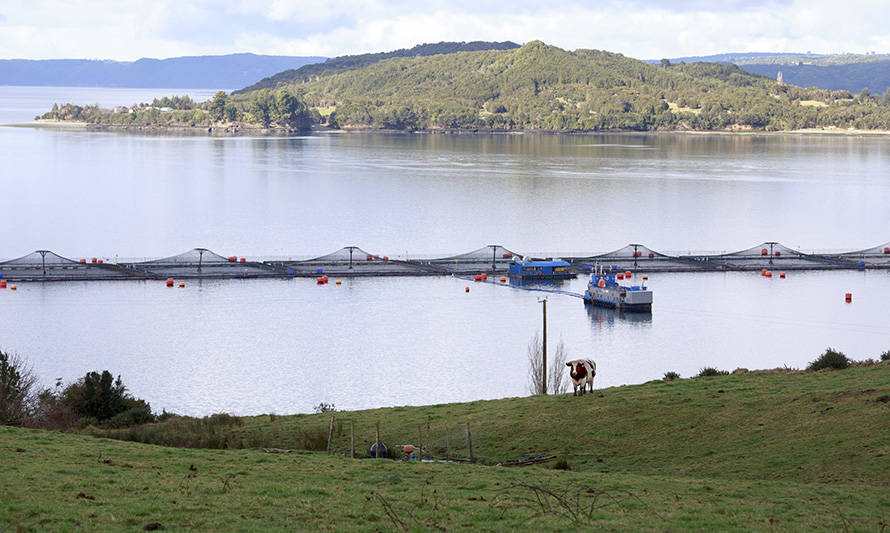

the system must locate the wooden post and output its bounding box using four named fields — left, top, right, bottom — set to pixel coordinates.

left=418, top=425, right=423, bottom=463
left=326, top=414, right=335, bottom=454
left=350, top=420, right=355, bottom=459
left=466, top=422, right=474, bottom=463
left=426, top=416, right=431, bottom=453
left=542, top=298, right=547, bottom=395
left=445, top=423, right=451, bottom=460
left=375, top=421, right=380, bottom=459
